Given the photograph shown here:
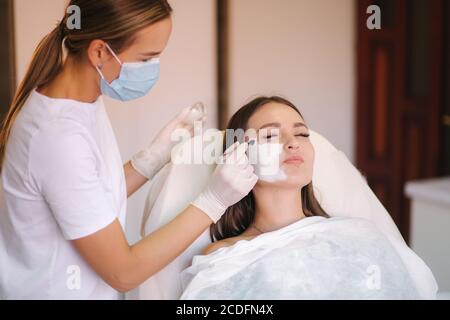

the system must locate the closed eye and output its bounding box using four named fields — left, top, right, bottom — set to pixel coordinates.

left=296, top=133, right=310, bottom=138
